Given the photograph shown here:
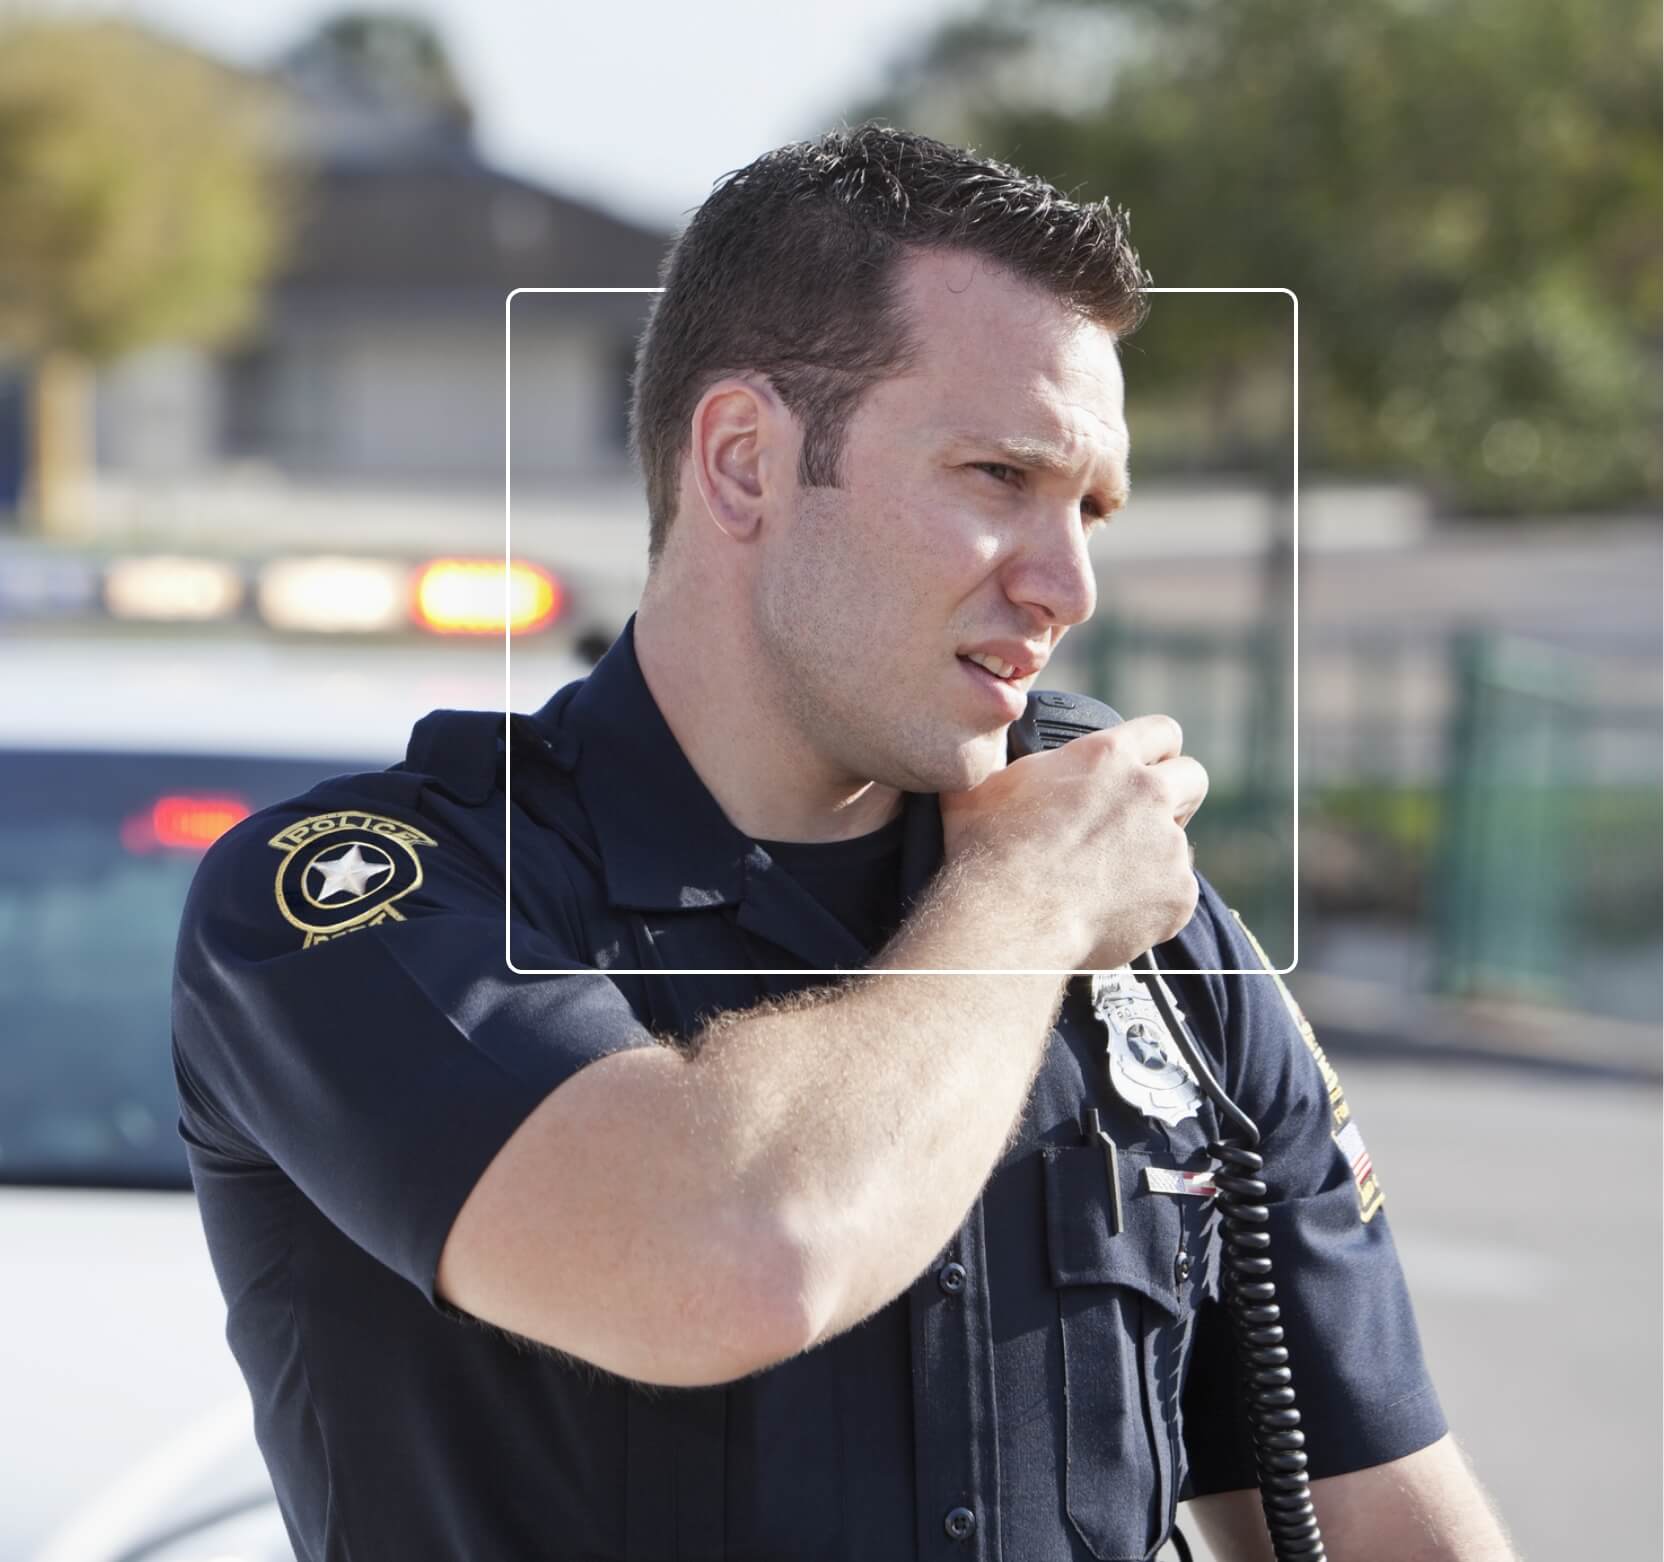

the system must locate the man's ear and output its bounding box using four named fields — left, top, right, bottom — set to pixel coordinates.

left=689, top=375, right=787, bottom=544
